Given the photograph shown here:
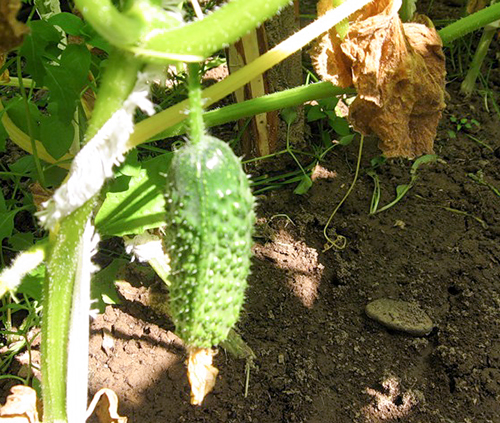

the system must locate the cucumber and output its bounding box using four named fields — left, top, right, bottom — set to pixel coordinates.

left=164, top=135, right=255, bottom=348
